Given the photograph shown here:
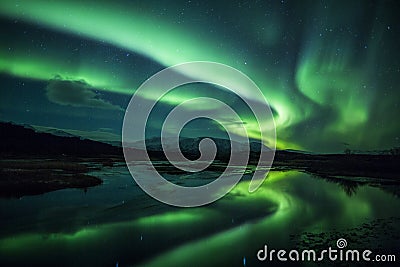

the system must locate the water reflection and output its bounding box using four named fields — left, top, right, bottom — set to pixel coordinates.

left=308, top=173, right=363, bottom=197
left=0, top=170, right=399, bottom=266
